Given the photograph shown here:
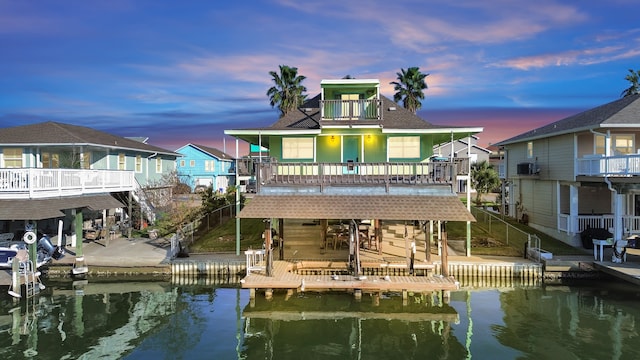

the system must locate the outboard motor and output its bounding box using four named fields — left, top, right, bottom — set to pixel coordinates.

left=38, top=234, right=64, bottom=260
